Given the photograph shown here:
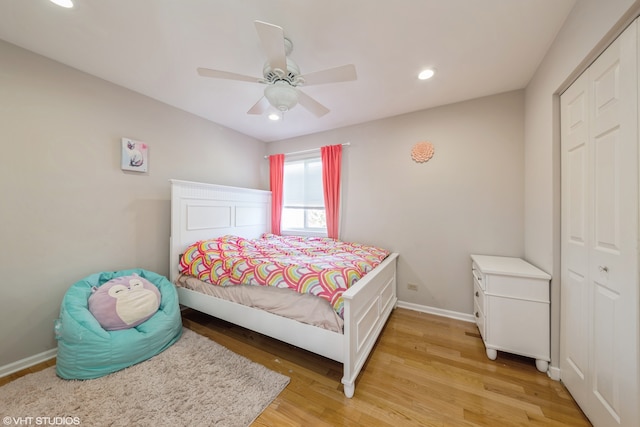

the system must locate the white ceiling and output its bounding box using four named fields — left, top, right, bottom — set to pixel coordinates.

left=0, top=0, right=576, bottom=142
